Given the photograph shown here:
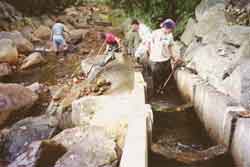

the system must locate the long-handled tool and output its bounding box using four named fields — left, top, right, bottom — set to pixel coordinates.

left=157, top=68, right=176, bottom=94
left=156, top=60, right=183, bottom=94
